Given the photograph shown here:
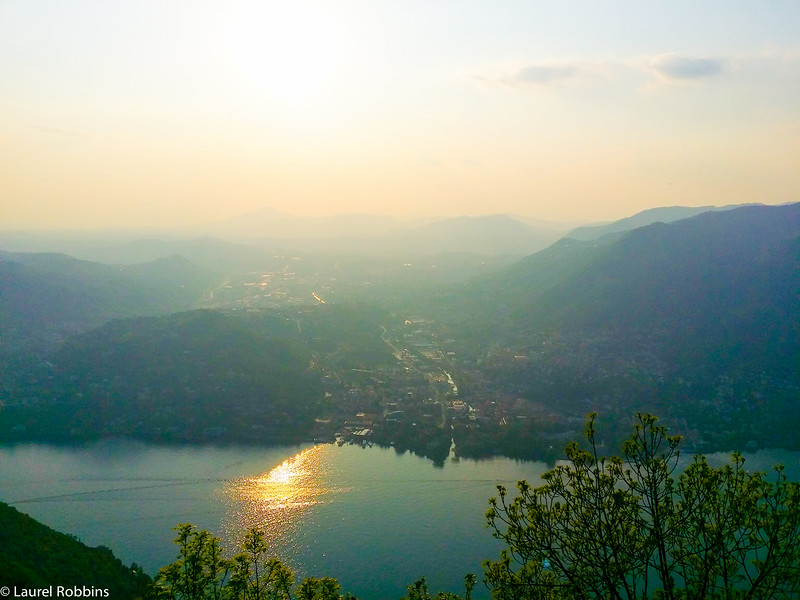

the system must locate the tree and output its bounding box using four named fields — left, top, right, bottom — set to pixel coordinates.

left=399, top=575, right=479, bottom=600
left=152, top=524, right=230, bottom=600
left=296, top=577, right=350, bottom=600
left=153, top=524, right=357, bottom=600
left=619, top=413, right=682, bottom=598
left=224, top=527, right=295, bottom=600
left=672, top=455, right=800, bottom=598
left=484, top=413, right=800, bottom=599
